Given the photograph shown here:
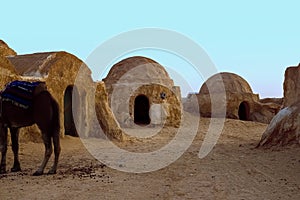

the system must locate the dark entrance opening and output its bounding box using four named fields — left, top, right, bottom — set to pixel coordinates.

left=238, top=101, right=250, bottom=121
left=134, top=95, right=150, bottom=125
left=64, top=85, right=78, bottom=136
